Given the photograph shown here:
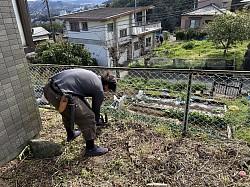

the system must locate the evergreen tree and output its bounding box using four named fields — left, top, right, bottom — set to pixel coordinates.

left=109, top=0, right=193, bottom=32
